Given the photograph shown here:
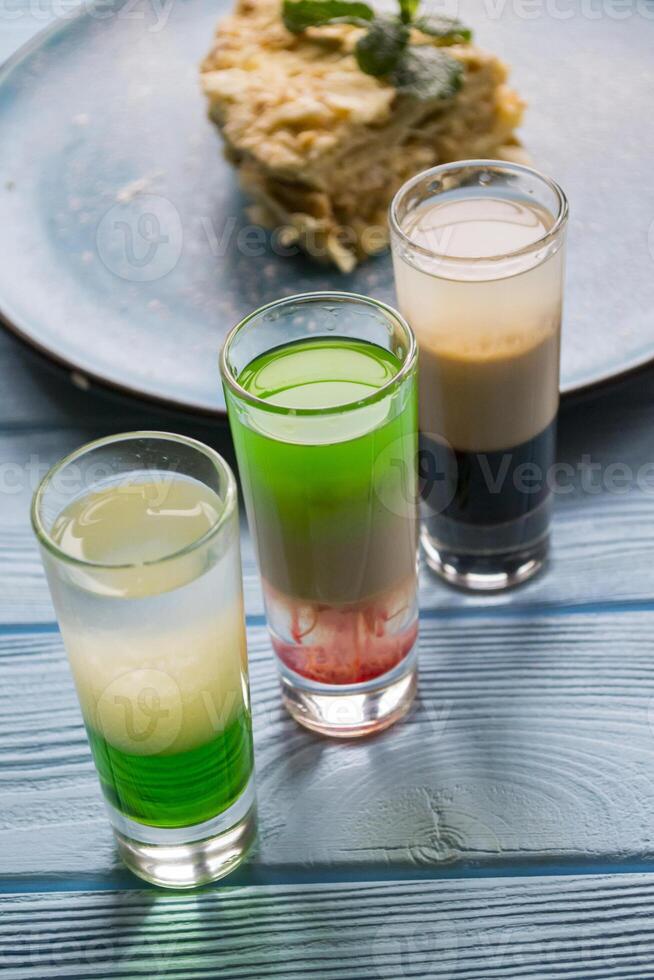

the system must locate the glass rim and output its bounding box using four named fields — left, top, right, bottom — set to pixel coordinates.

left=220, top=291, right=417, bottom=417
left=31, top=430, right=237, bottom=571
left=389, top=159, right=569, bottom=266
